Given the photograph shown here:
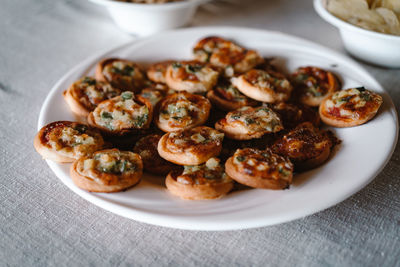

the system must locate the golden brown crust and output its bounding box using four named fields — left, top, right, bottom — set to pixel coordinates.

left=34, top=121, right=104, bottom=163
left=215, top=106, right=283, bottom=140
left=165, top=170, right=233, bottom=200
left=63, top=77, right=121, bottom=119
left=146, top=60, right=174, bottom=84
left=70, top=149, right=142, bottom=193
left=319, top=87, right=383, bottom=128
left=133, top=134, right=180, bottom=175
left=271, top=122, right=338, bottom=171
left=206, top=82, right=258, bottom=111
left=165, top=60, right=219, bottom=93
left=292, top=66, right=340, bottom=107
left=95, top=58, right=145, bottom=93
left=193, top=36, right=264, bottom=76
left=87, top=92, right=153, bottom=136
left=225, top=148, right=293, bottom=190
left=155, top=92, right=211, bottom=132
left=157, top=126, right=224, bottom=165
left=232, top=69, right=293, bottom=103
